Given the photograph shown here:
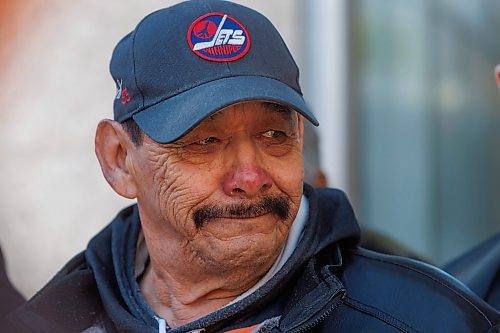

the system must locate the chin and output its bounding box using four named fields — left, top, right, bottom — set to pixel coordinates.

left=196, top=233, right=285, bottom=274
